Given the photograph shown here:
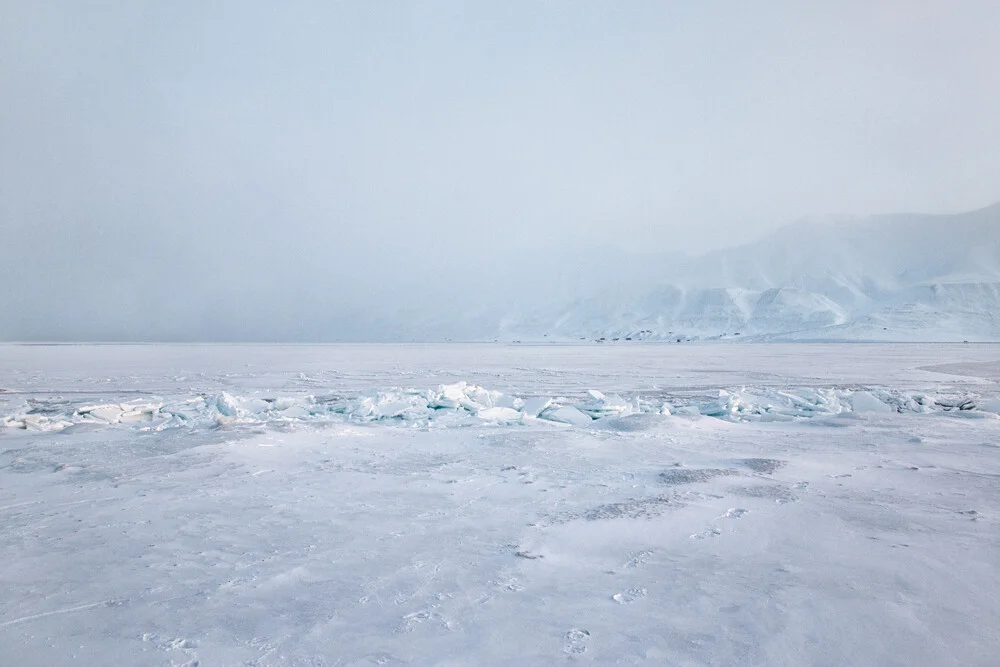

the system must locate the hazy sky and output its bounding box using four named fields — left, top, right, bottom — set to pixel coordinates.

left=3, top=1, right=1000, bottom=340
